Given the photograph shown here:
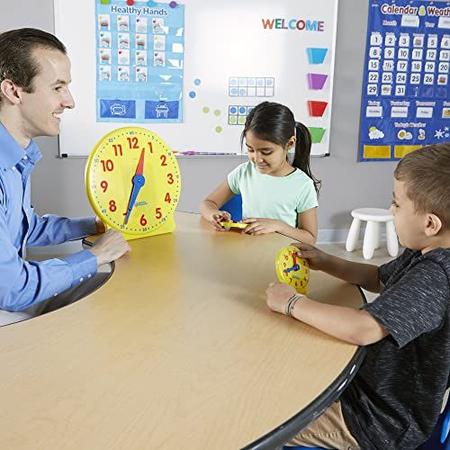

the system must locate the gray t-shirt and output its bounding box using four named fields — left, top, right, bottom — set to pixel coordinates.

left=341, top=248, right=450, bottom=450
